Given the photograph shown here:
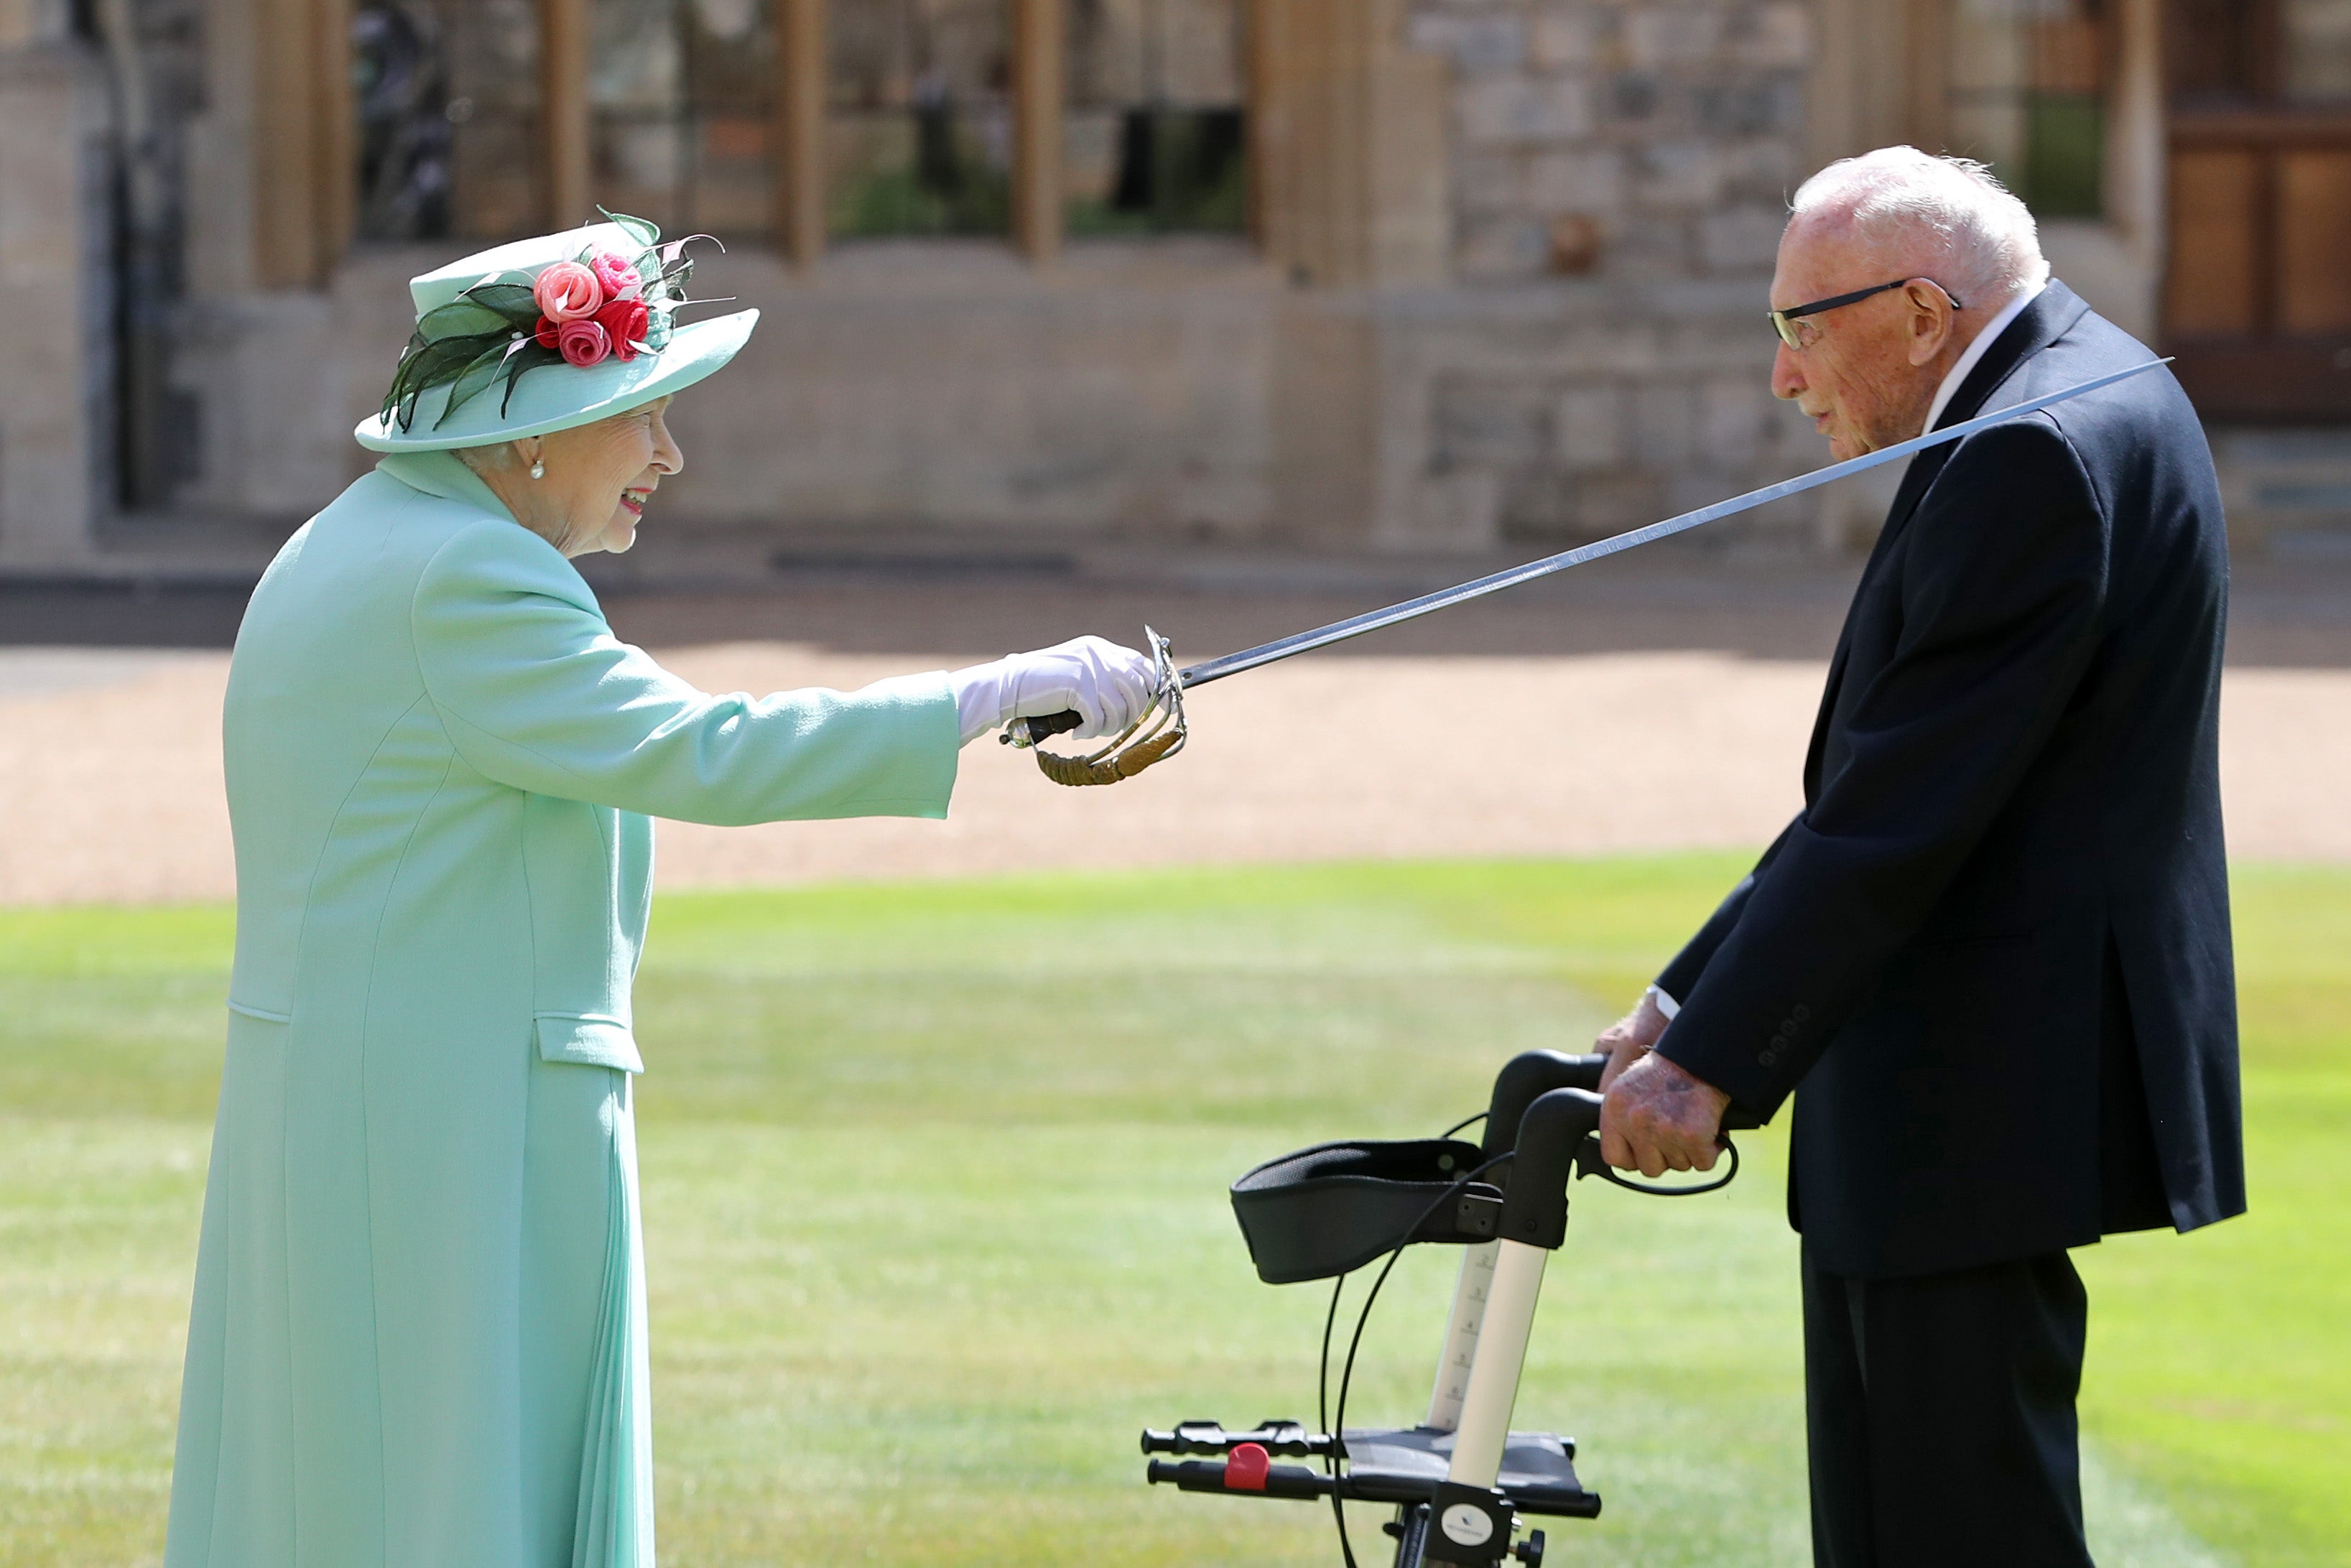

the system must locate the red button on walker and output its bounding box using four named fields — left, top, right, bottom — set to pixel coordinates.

left=1224, top=1442, right=1271, bottom=1491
